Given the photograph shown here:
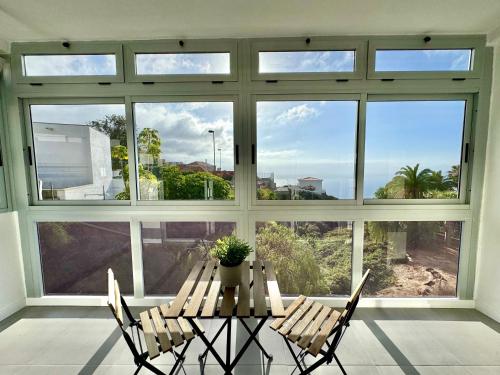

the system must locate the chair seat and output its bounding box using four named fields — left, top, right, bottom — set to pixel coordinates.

left=270, top=295, right=342, bottom=357
left=139, top=307, right=205, bottom=360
